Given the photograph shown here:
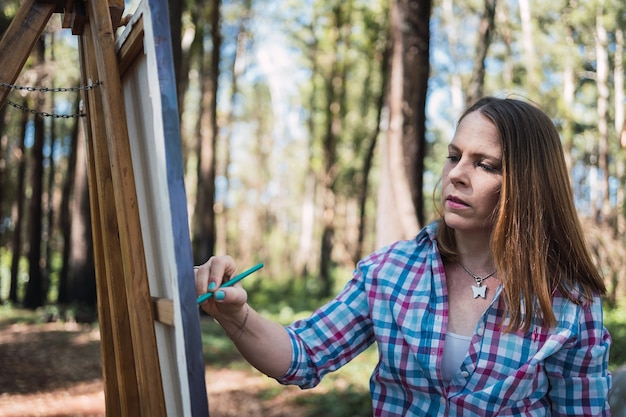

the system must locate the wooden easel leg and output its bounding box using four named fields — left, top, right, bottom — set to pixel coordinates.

left=0, top=0, right=55, bottom=107
left=79, top=25, right=141, bottom=417
left=1, top=1, right=175, bottom=415
left=84, top=1, right=167, bottom=416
